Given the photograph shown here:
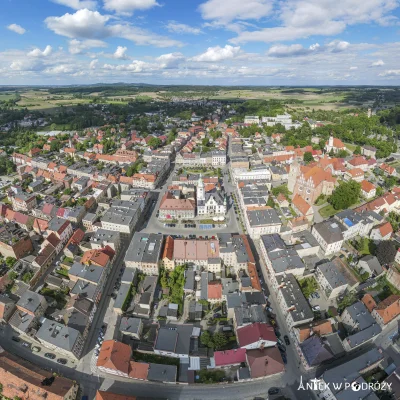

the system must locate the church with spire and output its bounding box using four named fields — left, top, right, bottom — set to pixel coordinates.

left=196, top=175, right=227, bottom=217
